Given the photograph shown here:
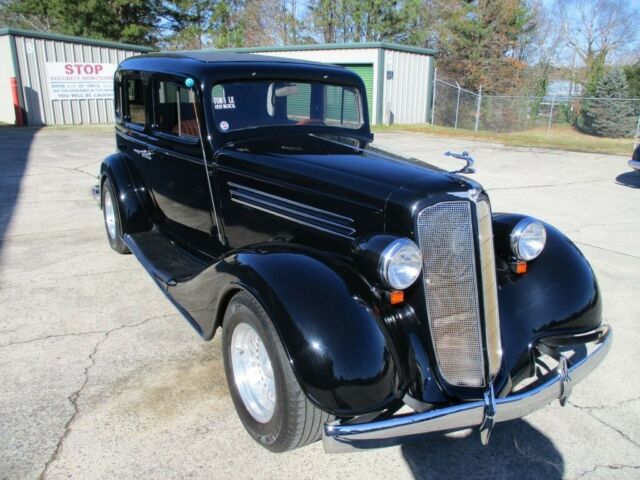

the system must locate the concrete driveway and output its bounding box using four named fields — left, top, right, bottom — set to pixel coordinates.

left=1, top=128, right=638, bottom=479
